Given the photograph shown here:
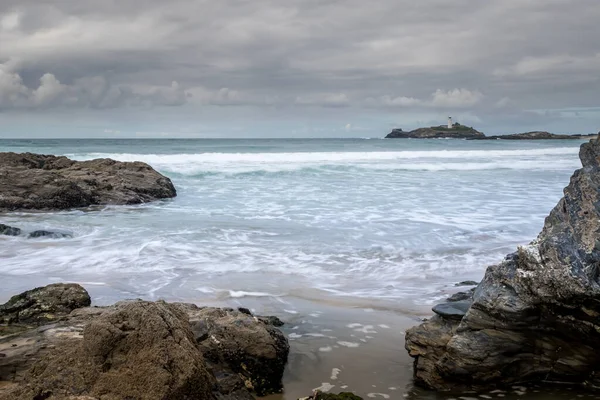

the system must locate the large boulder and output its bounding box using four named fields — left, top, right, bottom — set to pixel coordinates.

left=6, top=301, right=216, bottom=400
left=0, top=152, right=176, bottom=212
left=405, top=138, right=600, bottom=391
left=0, top=291, right=290, bottom=400
left=0, top=283, right=91, bottom=325
left=188, top=306, right=290, bottom=396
